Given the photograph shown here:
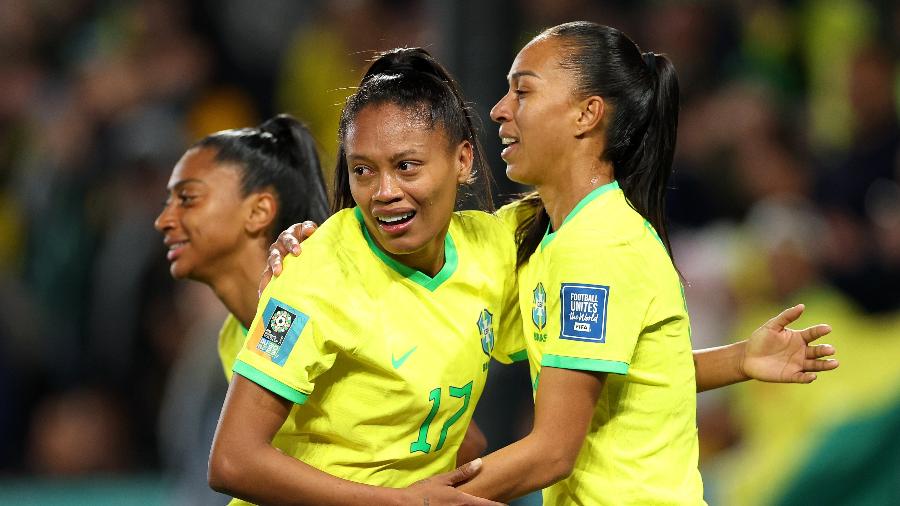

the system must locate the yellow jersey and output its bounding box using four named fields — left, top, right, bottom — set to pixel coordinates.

left=218, top=314, right=246, bottom=382
left=516, top=182, right=704, bottom=505
left=234, top=207, right=525, bottom=489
